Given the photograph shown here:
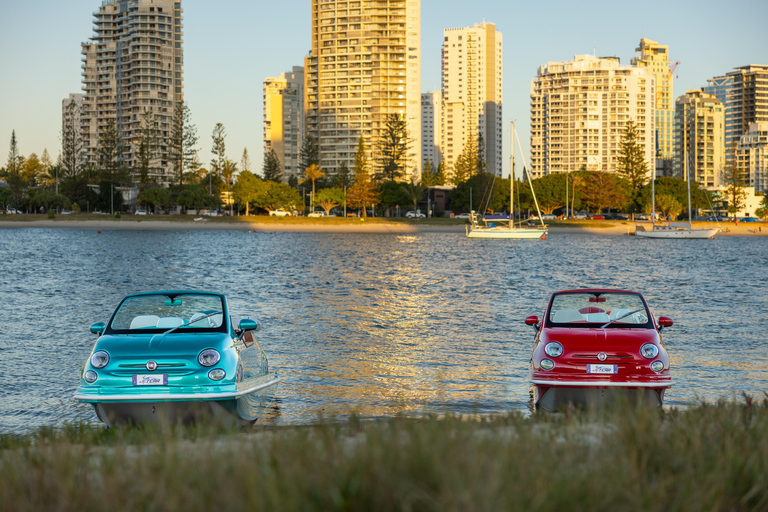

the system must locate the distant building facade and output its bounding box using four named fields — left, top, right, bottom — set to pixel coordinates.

left=735, top=122, right=768, bottom=192
left=631, top=38, right=675, bottom=177
left=304, top=0, right=421, bottom=181
left=705, top=65, right=768, bottom=150
left=674, top=90, right=725, bottom=188
left=421, top=91, right=442, bottom=167
left=81, top=0, right=184, bottom=186
left=264, top=66, right=305, bottom=183
left=441, top=22, right=503, bottom=178
left=530, top=54, right=655, bottom=178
